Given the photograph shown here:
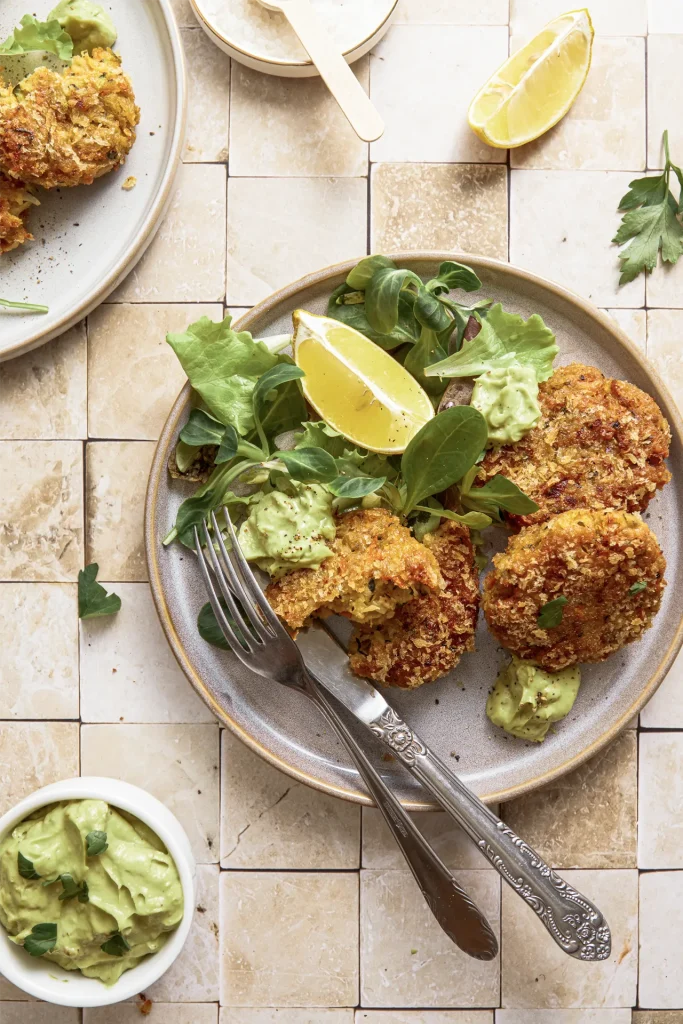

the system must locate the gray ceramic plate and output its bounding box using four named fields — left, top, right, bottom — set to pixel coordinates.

left=145, top=253, right=683, bottom=809
left=0, top=0, right=186, bottom=362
